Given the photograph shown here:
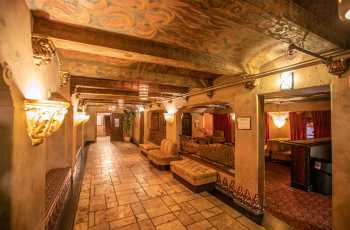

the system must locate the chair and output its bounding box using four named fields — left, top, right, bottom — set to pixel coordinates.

left=148, top=139, right=178, bottom=170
